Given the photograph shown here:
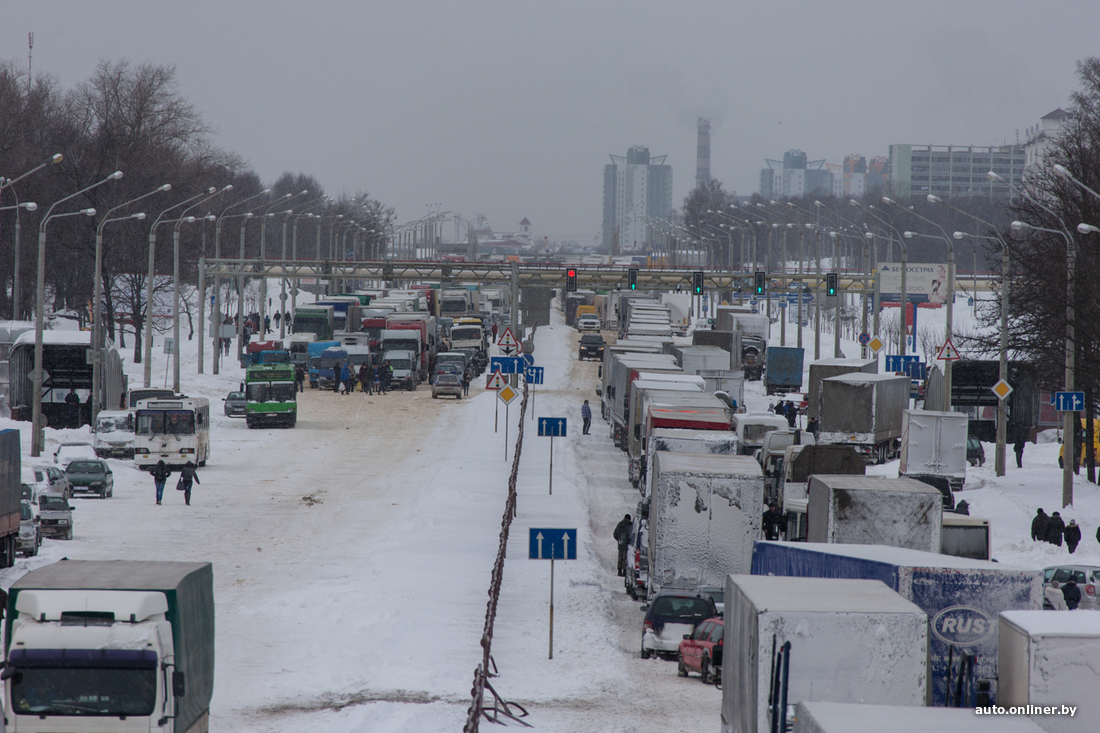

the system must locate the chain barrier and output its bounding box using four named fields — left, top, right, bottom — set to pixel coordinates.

left=463, top=373, right=531, bottom=731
